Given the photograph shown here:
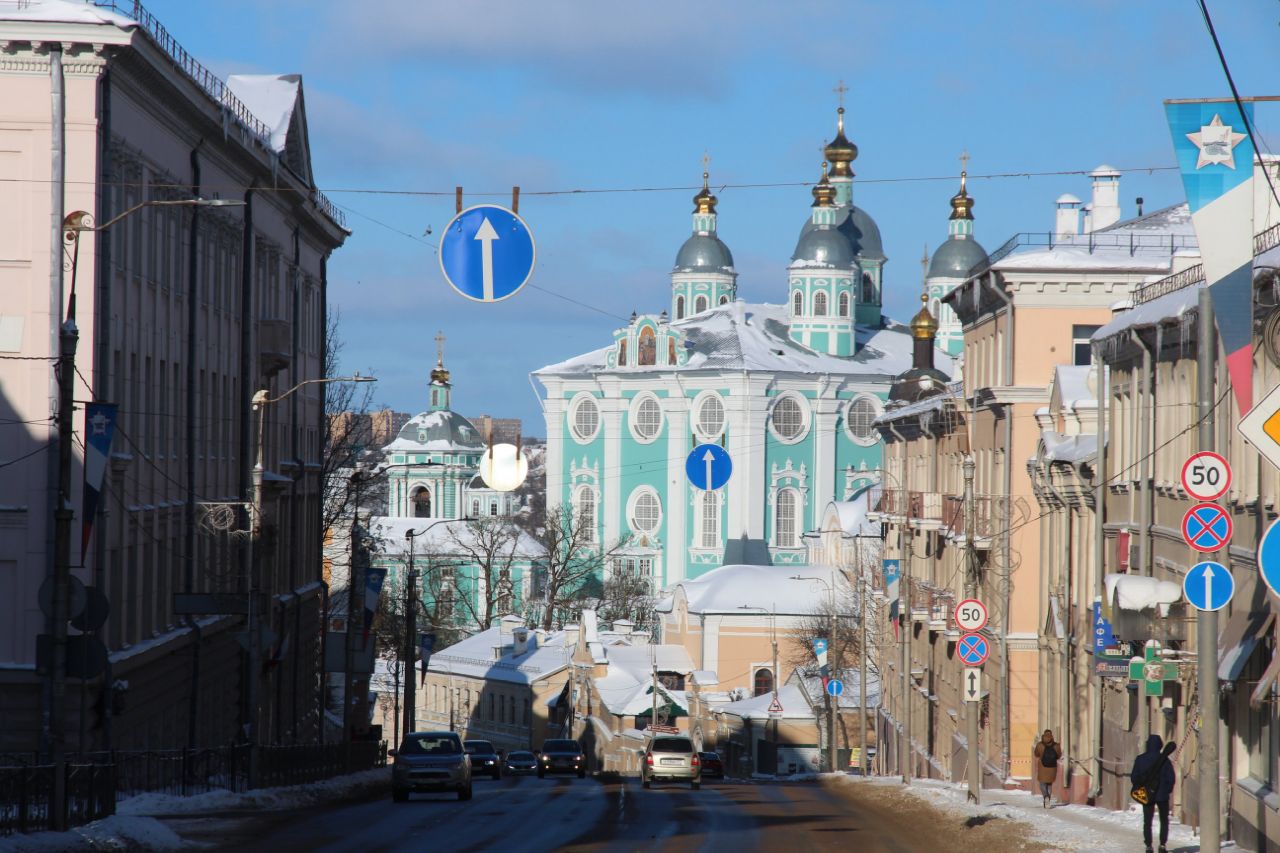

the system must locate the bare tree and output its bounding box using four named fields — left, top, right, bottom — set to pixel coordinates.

left=322, top=306, right=380, bottom=534
left=432, top=516, right=524, bottom=631
left=592, top=566, right=658, bottom=635
left=527, top=503, right=630, bottom=631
